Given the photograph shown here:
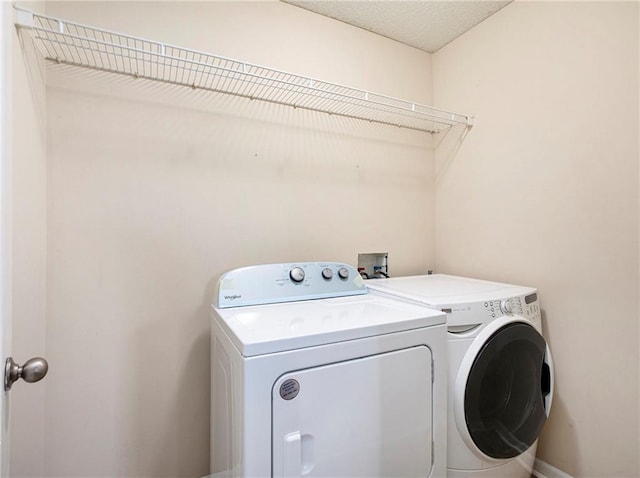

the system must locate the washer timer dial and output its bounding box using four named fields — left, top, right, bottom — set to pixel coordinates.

left=500, top=300, right=513, bottom=314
